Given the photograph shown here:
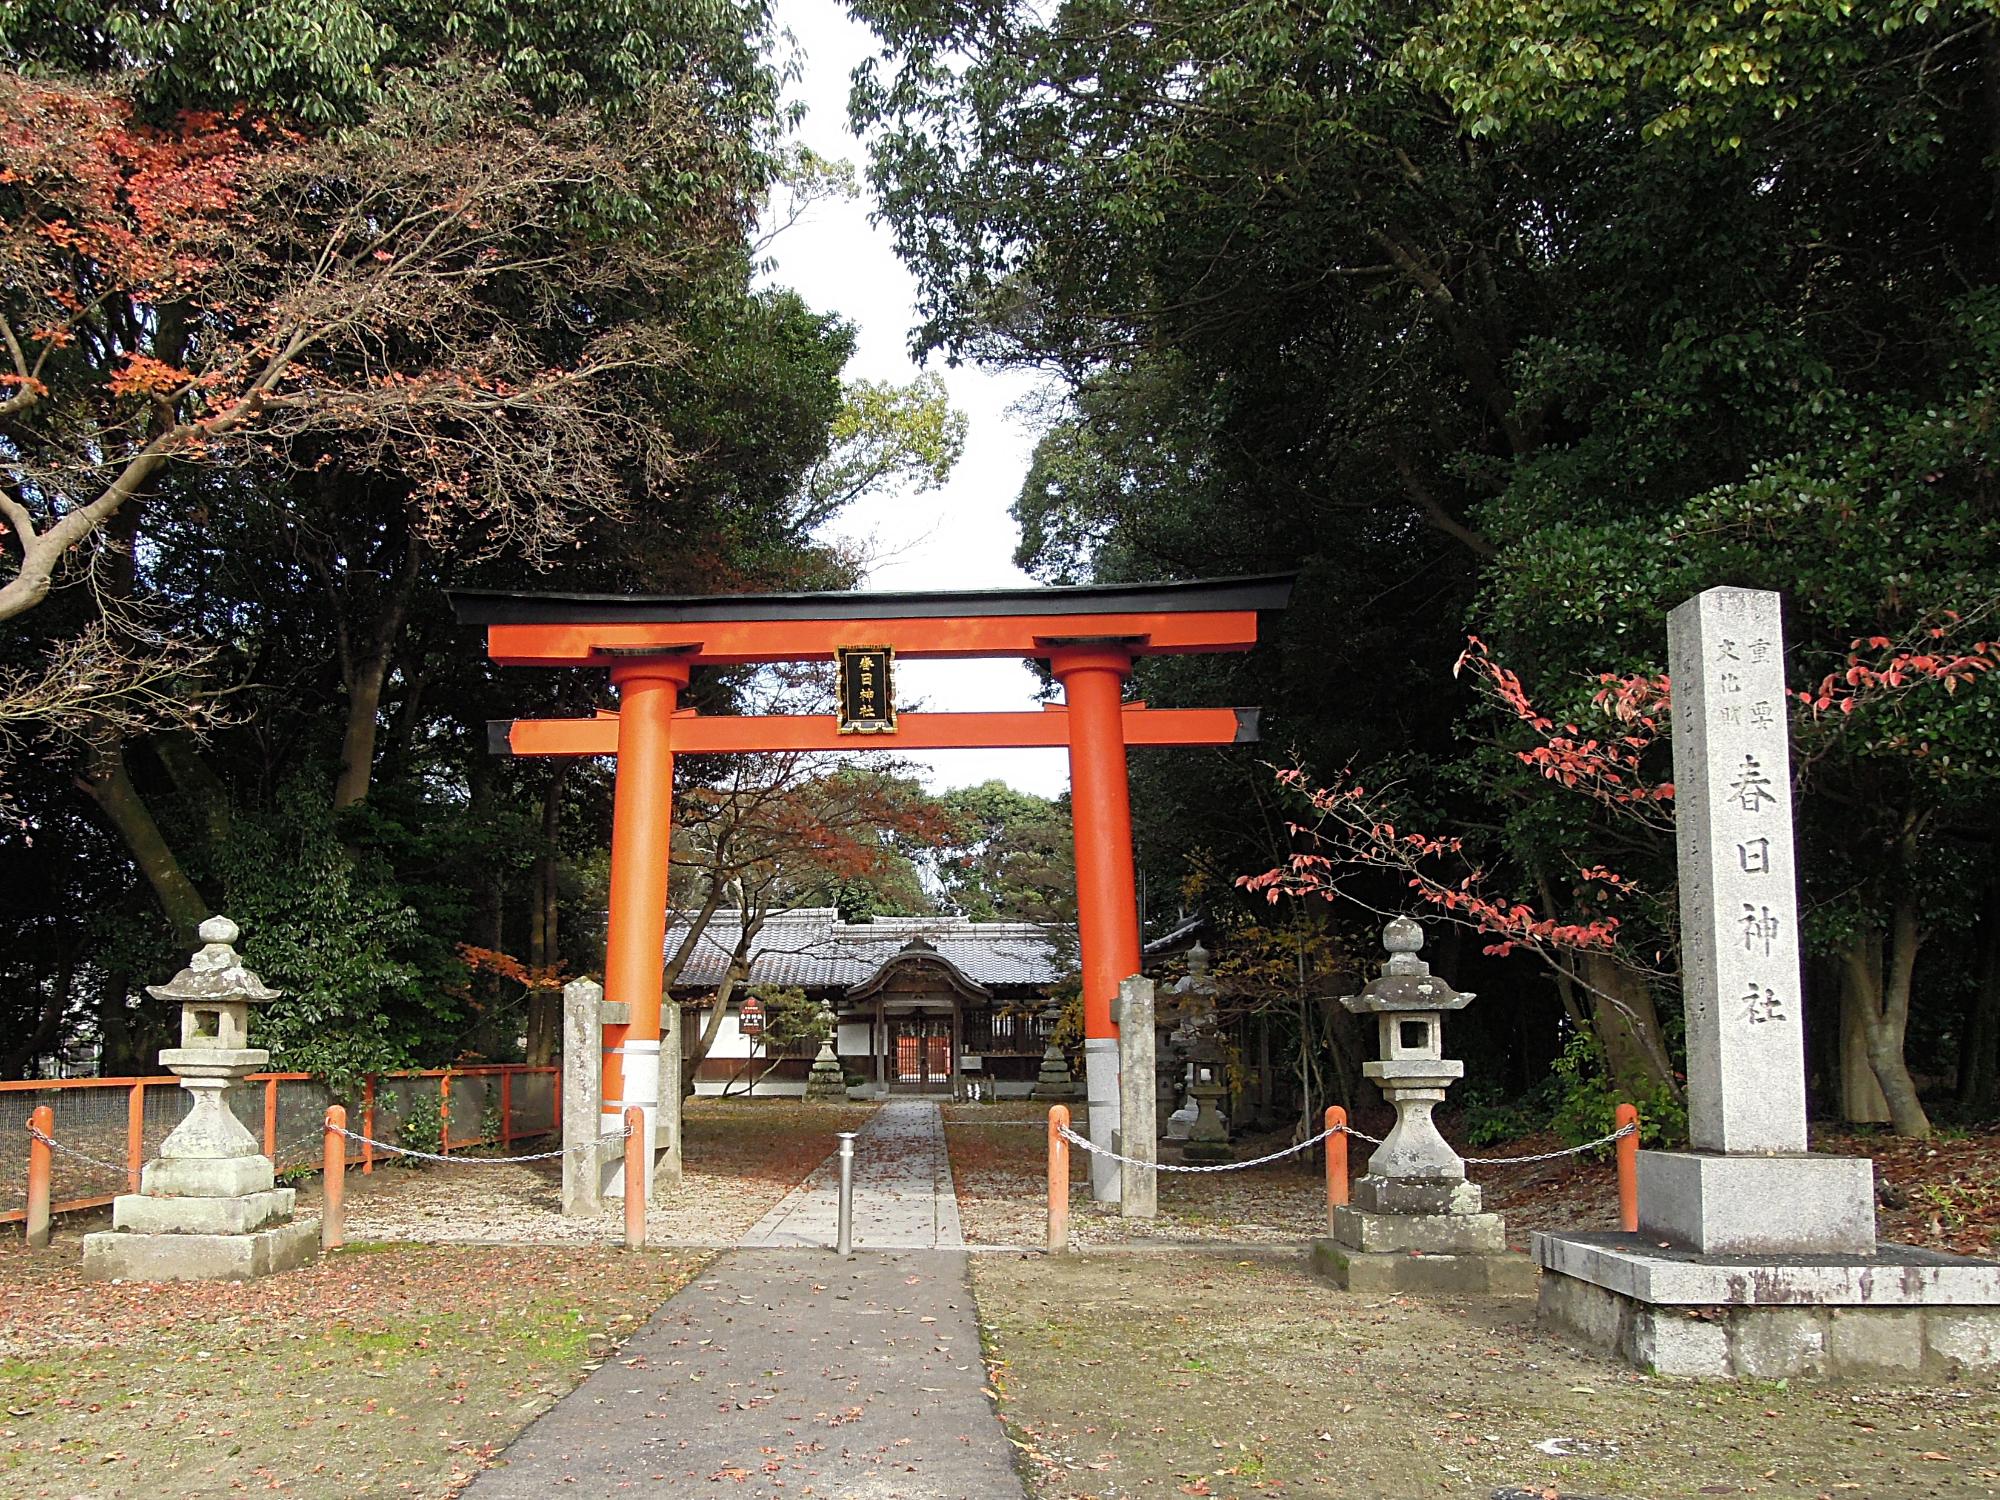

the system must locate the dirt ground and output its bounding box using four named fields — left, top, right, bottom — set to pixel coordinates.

left=312, top=1096, right=875, bottom=1245
left=973, top=1250, right=2000, bottom=1500
left=0, top=1240, right=707, bottom=1498
left=7, top=1101, right=1997, bottom=1499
